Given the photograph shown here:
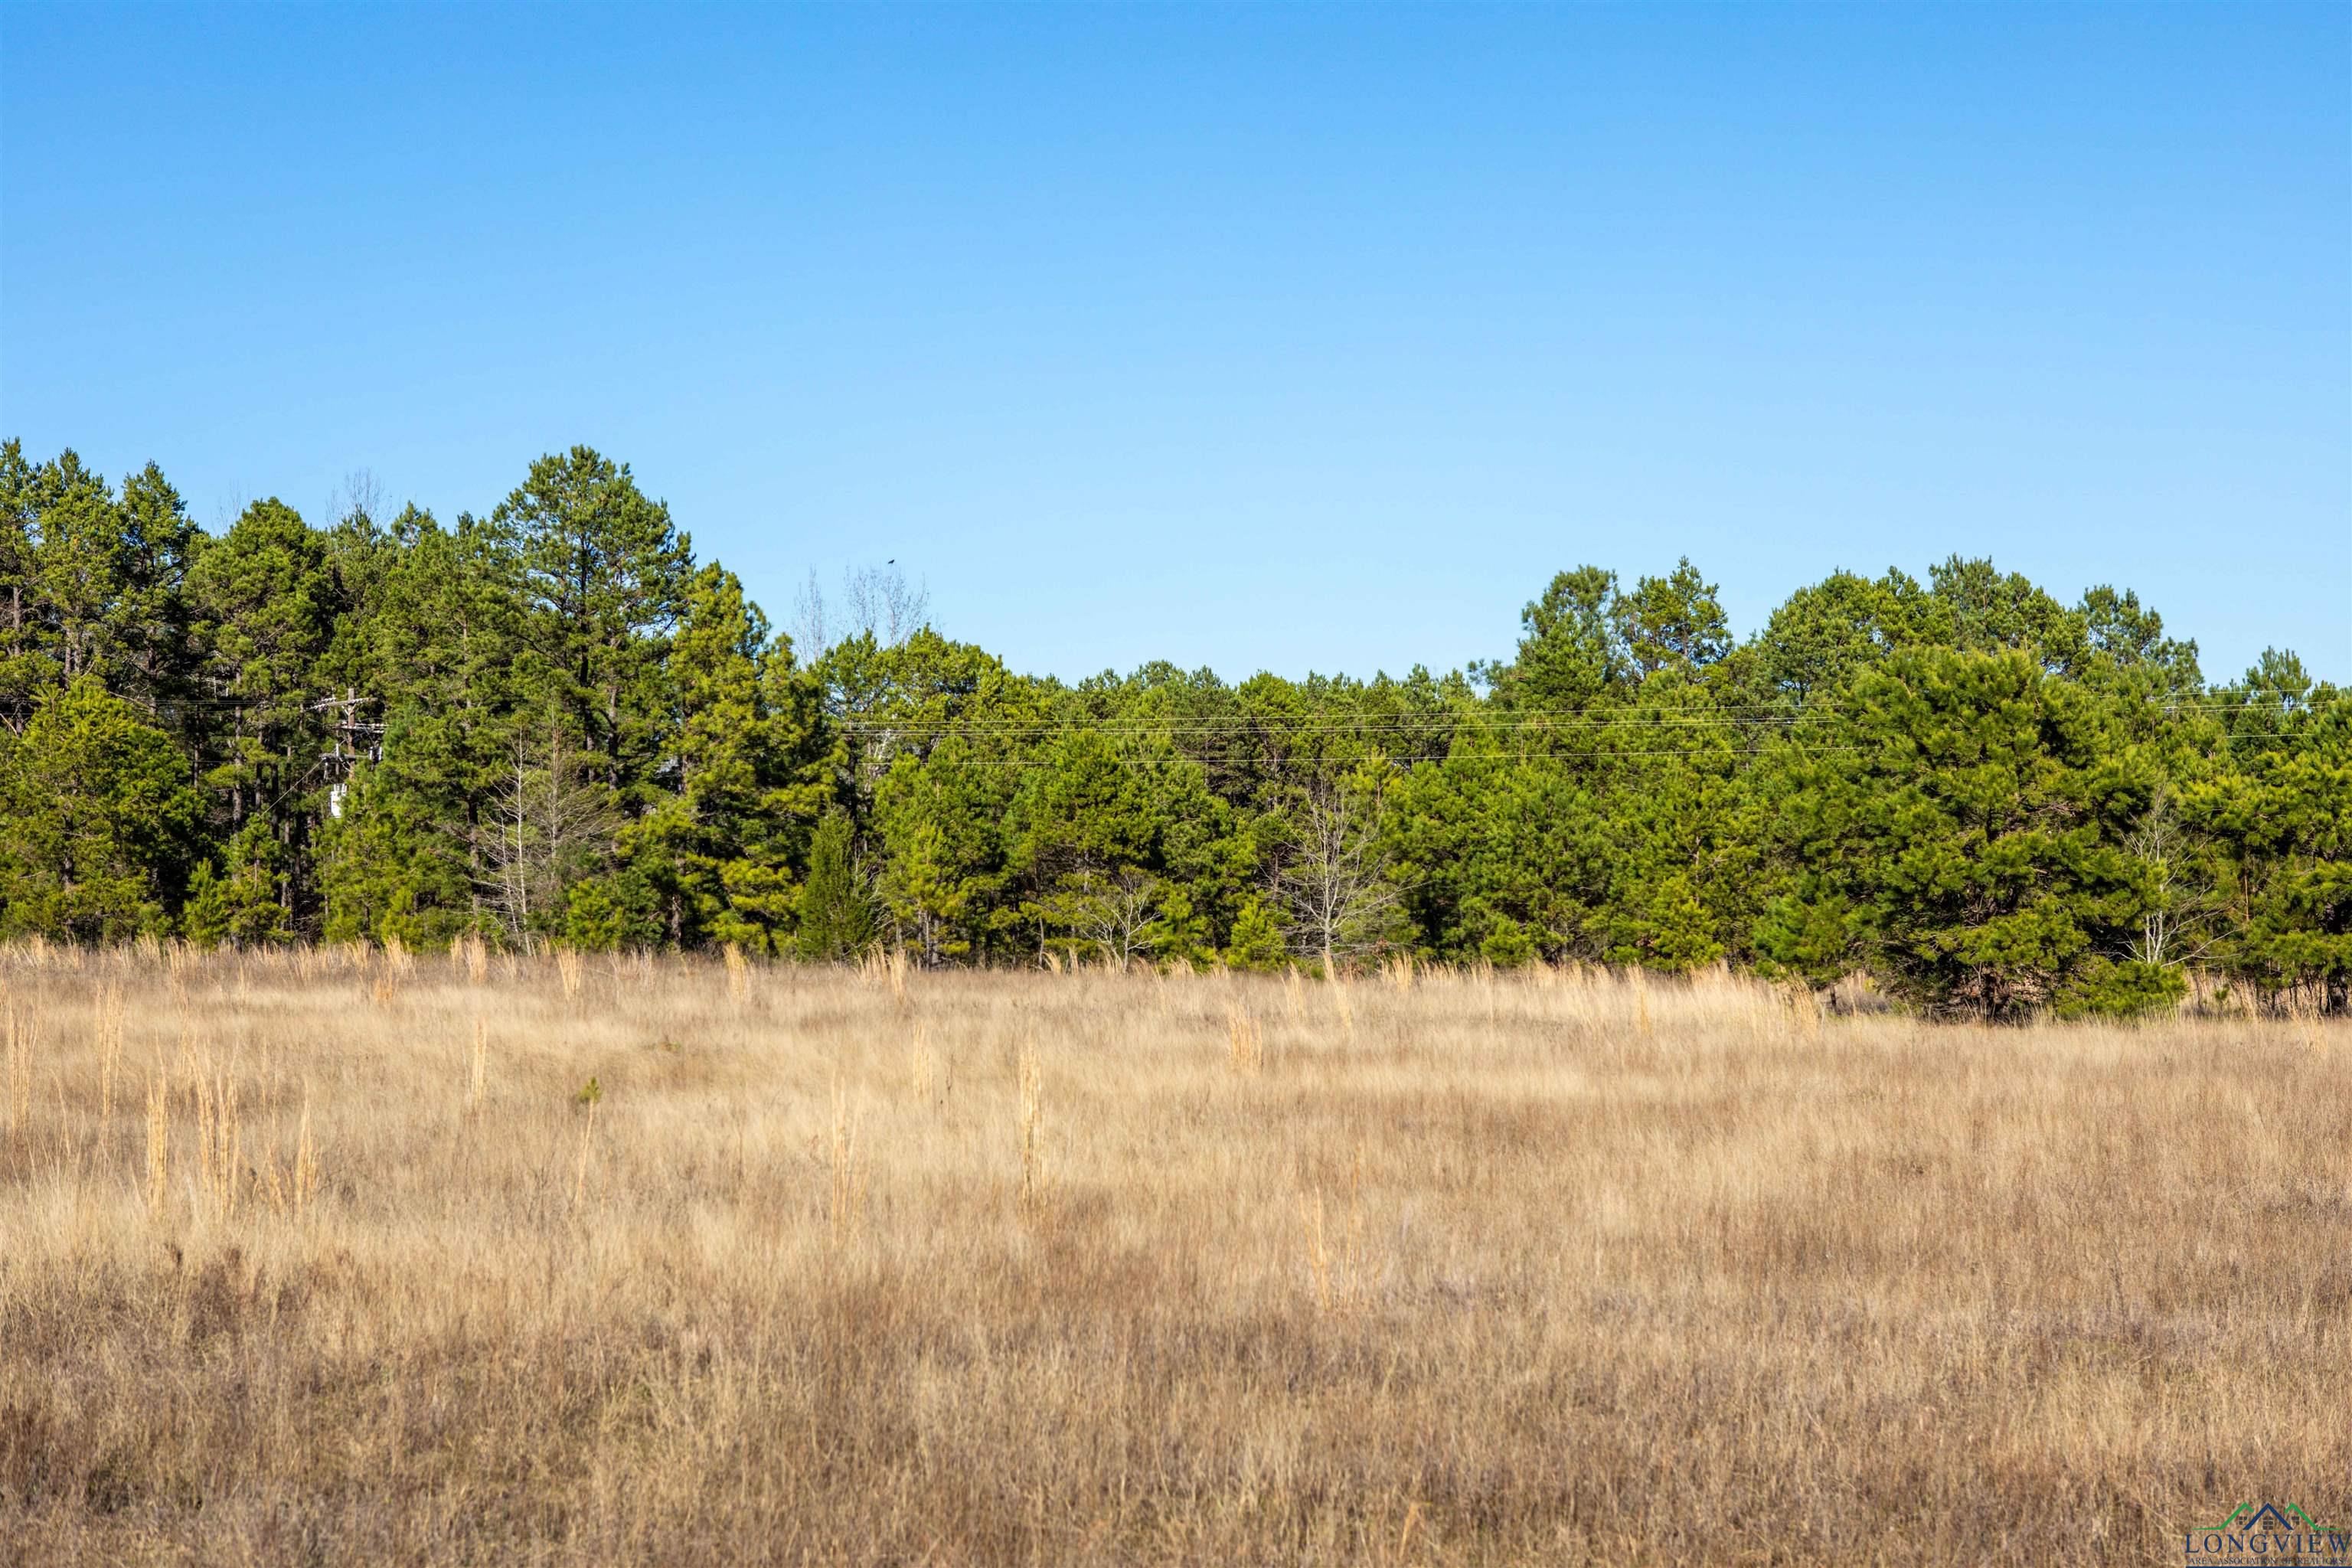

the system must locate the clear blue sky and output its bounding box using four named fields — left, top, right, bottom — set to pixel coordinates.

left=4, top=4, right=2347, bottom=684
